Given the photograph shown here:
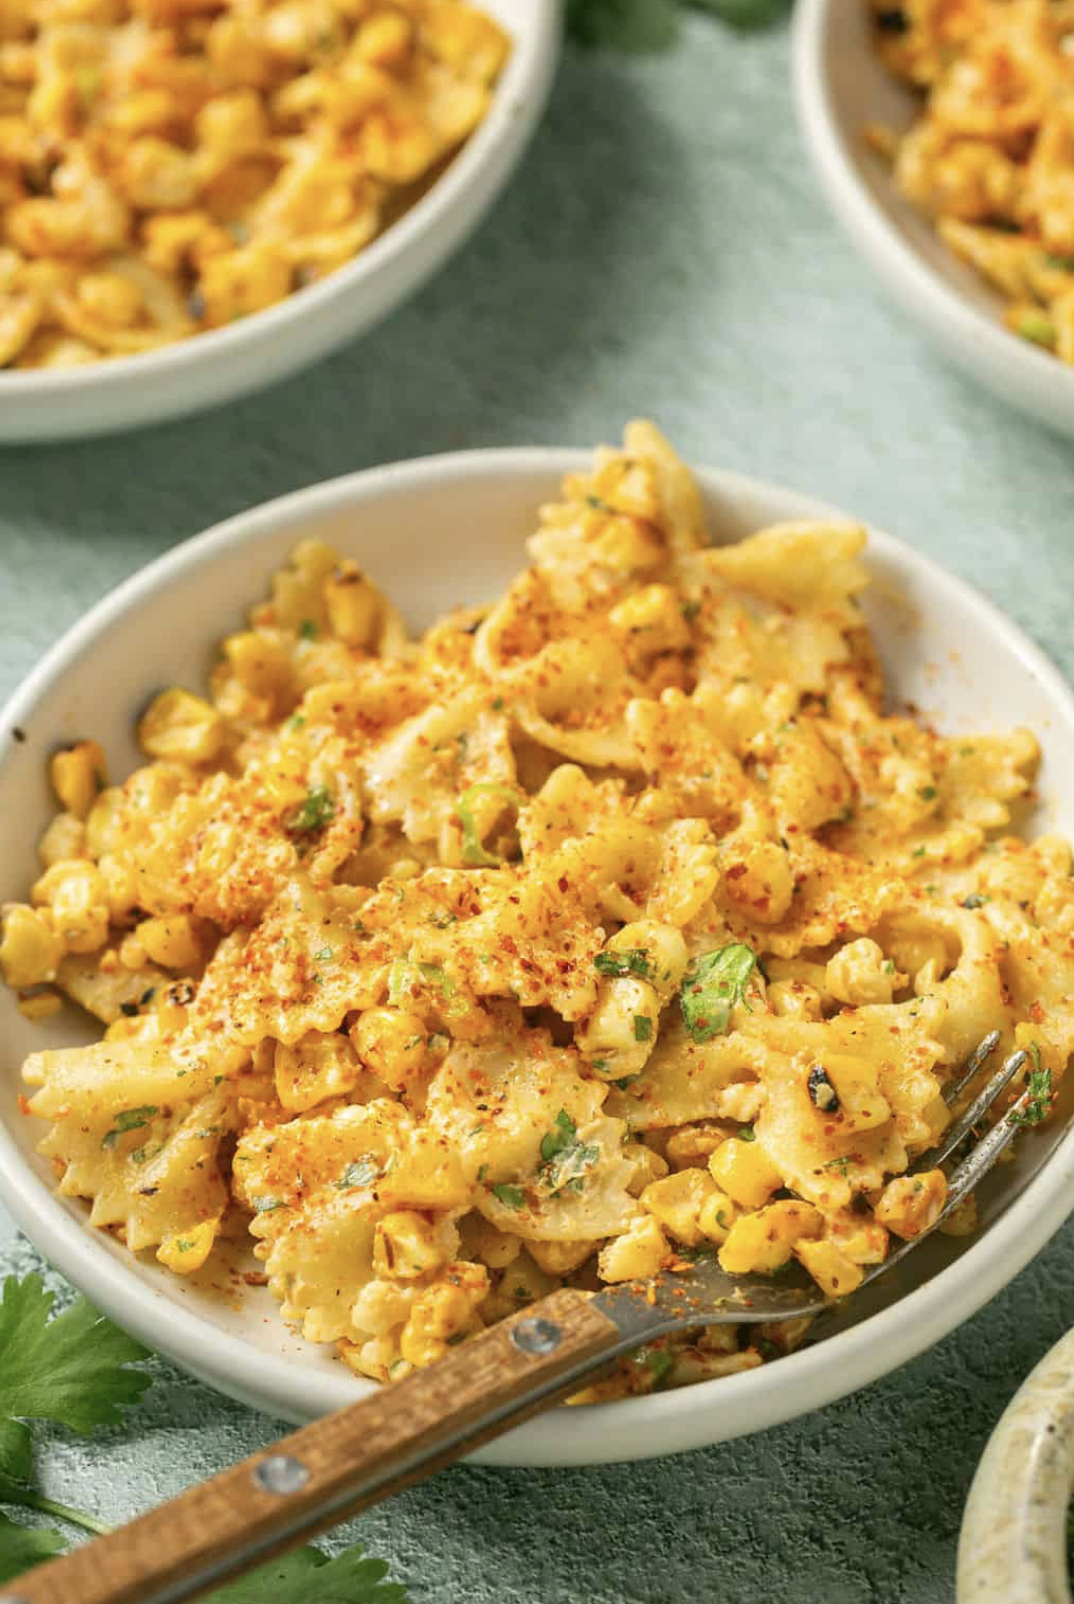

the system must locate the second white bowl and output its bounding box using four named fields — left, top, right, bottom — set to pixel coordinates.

left=793, top=0, right=1074, bottom=437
